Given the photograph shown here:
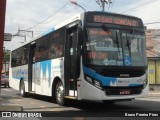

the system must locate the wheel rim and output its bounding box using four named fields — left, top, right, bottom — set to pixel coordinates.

left=56, top=82, right=64, bottom=103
